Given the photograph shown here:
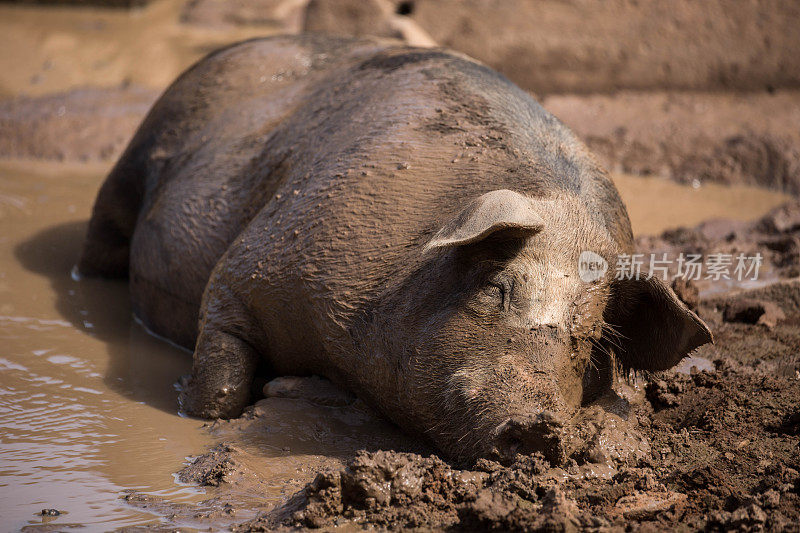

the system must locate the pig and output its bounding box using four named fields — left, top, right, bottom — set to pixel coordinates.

left=79, top=35, right=711, bottom=463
